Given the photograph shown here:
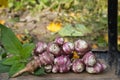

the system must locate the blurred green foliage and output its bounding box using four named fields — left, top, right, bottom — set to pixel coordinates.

left=7, top=0, right=120, bottom=49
